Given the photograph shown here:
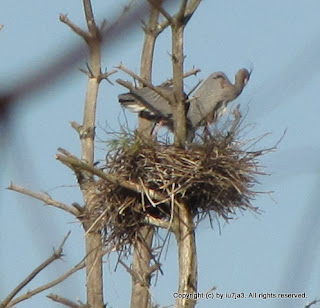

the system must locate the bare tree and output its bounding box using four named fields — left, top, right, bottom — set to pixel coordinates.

left=3, top=2, right=269, bottom=308
left=5, top=0, right=116, bottom=306
left=117, top=2, right=201, bottom=307
left=129, top=3, right=163, bottom=307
